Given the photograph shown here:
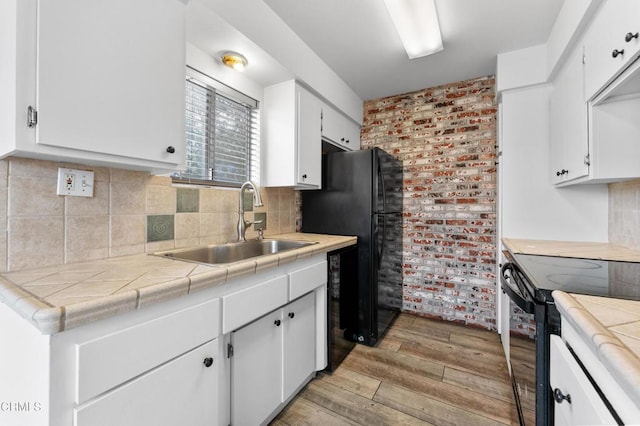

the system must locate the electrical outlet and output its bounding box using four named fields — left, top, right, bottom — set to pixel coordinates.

left=57, top=168, right=94, bottom=197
